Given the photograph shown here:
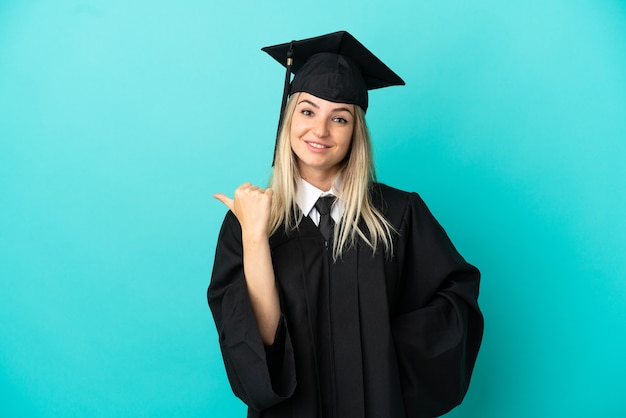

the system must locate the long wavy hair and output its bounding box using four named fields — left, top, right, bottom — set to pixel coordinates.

left=268, top=92, right=395, bottom=260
